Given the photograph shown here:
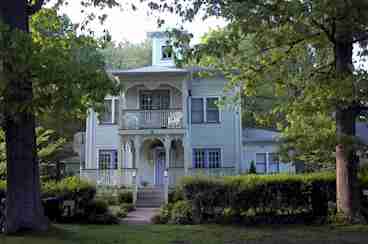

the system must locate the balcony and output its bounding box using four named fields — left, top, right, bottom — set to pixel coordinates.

left=120, top=109, right=184, bottom=130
